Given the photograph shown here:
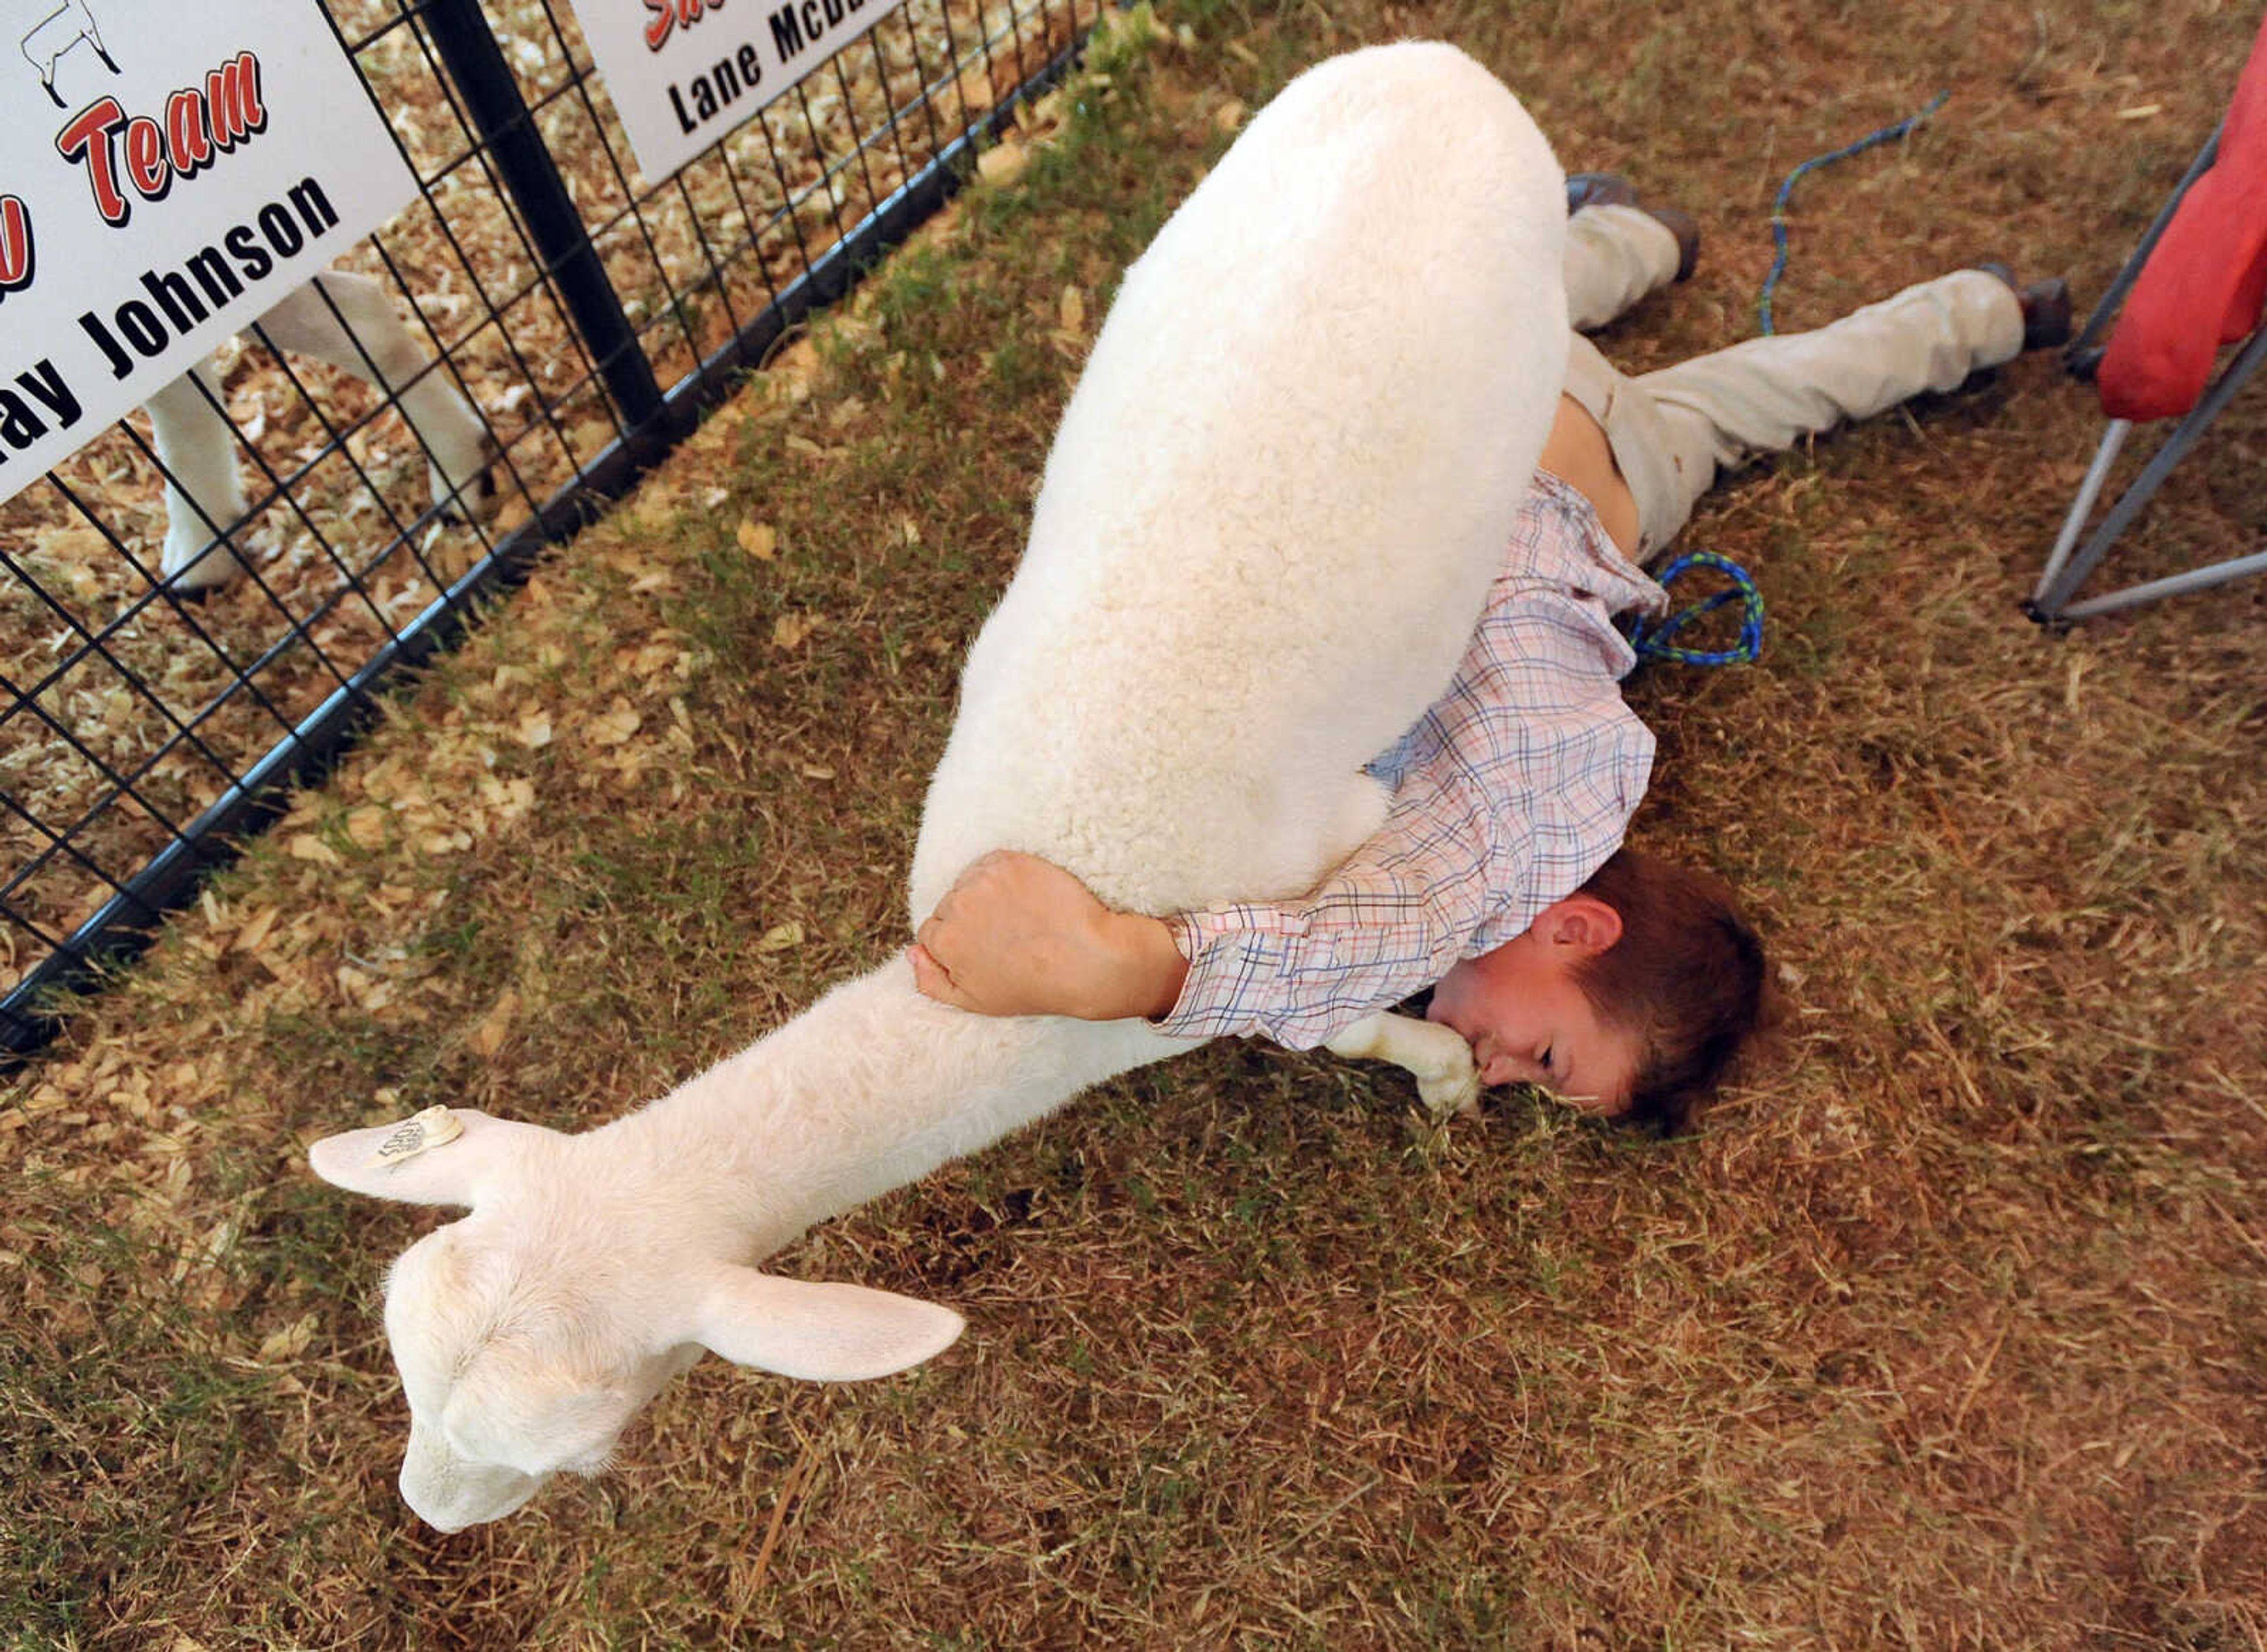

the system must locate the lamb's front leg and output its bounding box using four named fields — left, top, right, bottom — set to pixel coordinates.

left=1325, top=1011, right=1481, bottom=1120
left=1291, top=775, right=1479, bottom=1121
left=146, top=360, right=252, bottom=592
left=256, top=273, right=497, bottom=522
